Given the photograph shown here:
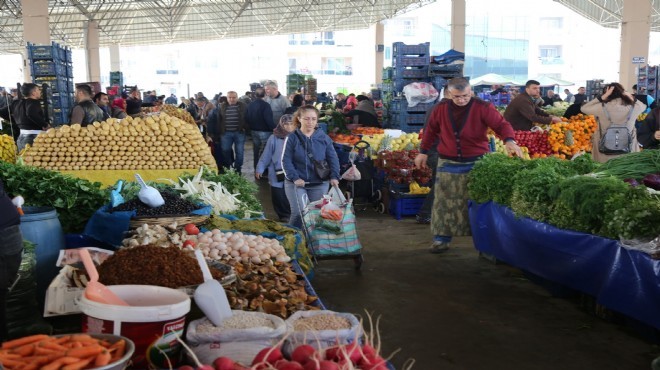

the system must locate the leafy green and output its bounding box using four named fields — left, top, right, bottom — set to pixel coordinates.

left=0, top=162, right=108, bottom=233
left=595, top=150, right=660, bottom=180
left=601, top=187, right=660, bottom=239
left=468, top=153, right=527, bottom=206
left=510, top=160, right=573, bottom=222
left=569, top=153, right=600, bottom=175
left=548, top=175, right=629, bottom=234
